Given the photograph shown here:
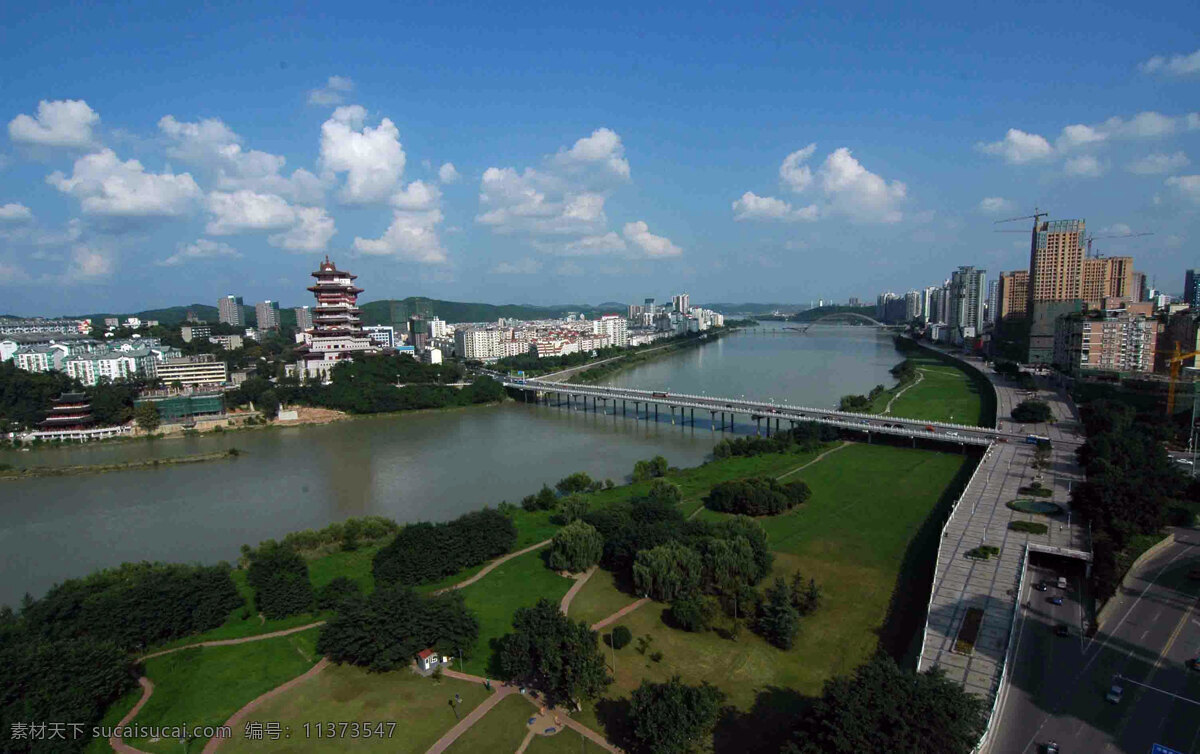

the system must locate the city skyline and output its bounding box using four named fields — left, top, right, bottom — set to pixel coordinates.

left=1, top=3, right=1198, bottom=316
